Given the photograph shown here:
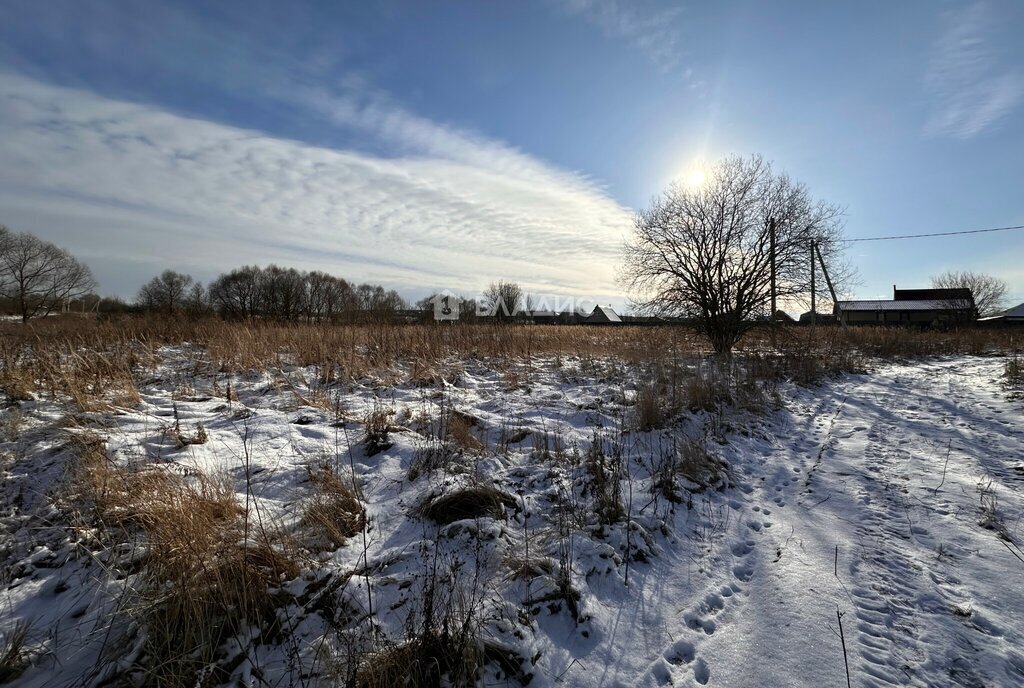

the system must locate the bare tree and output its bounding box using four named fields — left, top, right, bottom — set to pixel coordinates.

left=620, top=155, right=848, bottom=355
left=931, top=270, right=1007, bottom=320
left=483, top=281, right=524, bottom=322
left=184, top=282, right=211, bottom=318
left=137, top=270, right=194, bottom=314
left=0, top=226, right=97, bottom=322
left=259, top=265, right=308, bottom=320
left=209, top=265, right=262, bottom=319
